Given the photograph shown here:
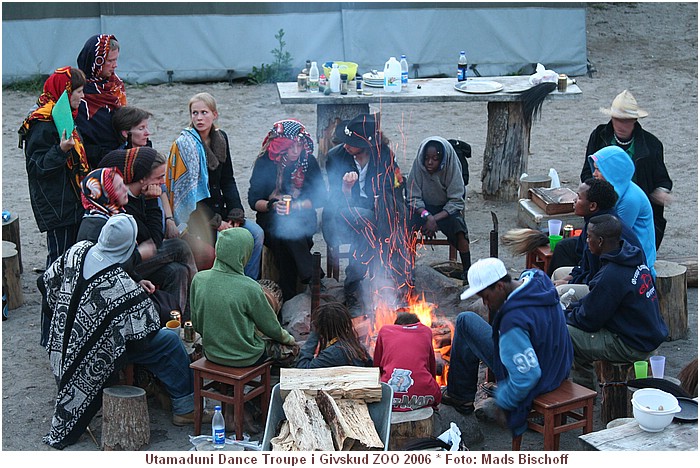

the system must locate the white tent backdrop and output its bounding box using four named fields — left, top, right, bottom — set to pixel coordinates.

left=2, top=2, right=587, bottom=84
